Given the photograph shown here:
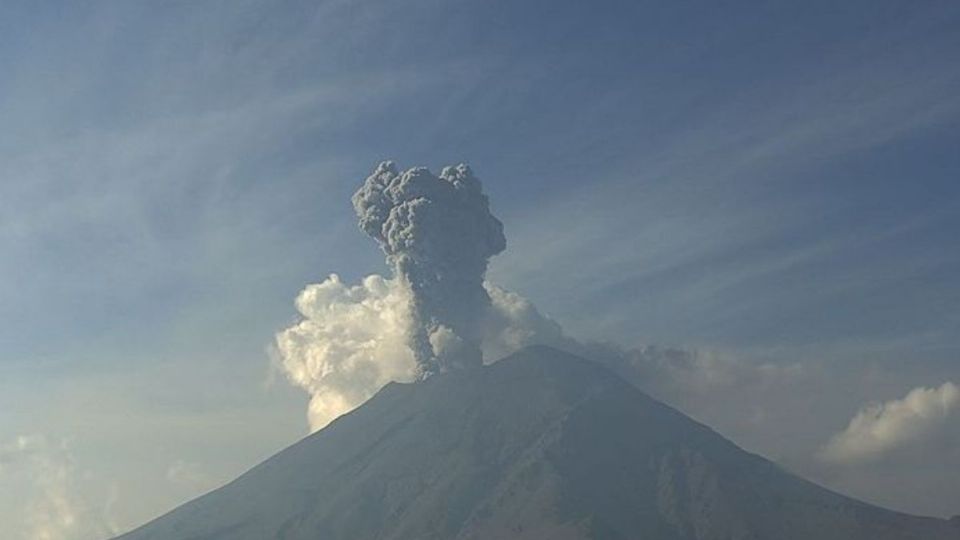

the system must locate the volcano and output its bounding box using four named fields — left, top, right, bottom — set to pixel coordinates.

left=114, top=346, right=958, bottom=539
